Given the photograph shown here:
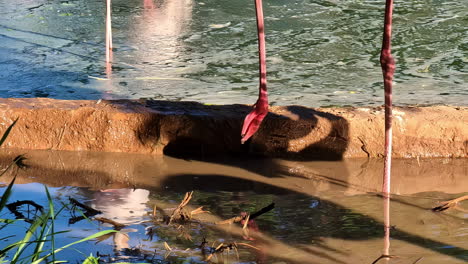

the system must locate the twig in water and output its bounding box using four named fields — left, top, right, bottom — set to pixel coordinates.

left=216, top=202, right=275, bottom=225
left=94, top=217, right=126, bottom=230
left=152, top=204, right=157, bottom=218
left=432, top=195, right=468, bottom=212
left=242, top=214, right=250, bottom=229
left=6, top=200, right=44, bottom=222
left=167, top=191, right=206, bottom=224
left=190, top=206, right=209, bottom=217
left=69, top=197, right=102, bottom=215
left=68, top=197, right=102, bottom=224
left=164, top=241, right=172, bottom=251
left=371, top=254, right=397, bottom=264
